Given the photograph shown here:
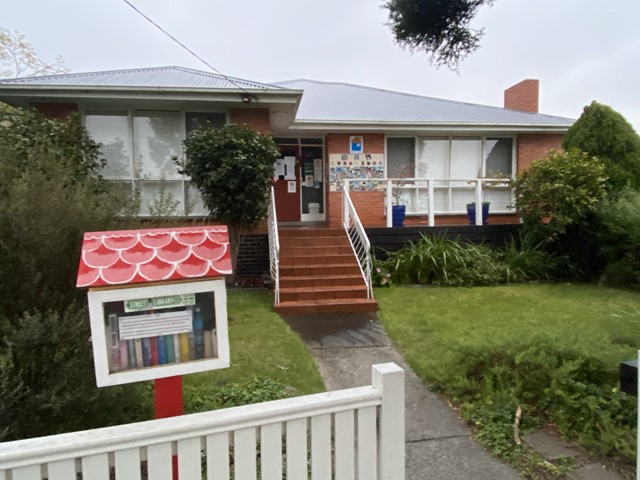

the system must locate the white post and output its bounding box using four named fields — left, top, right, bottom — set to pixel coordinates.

left=428, top=180, right=435, bottom=227
left=386, top=180, right=393, bottom=228
left=475, top=180, right=483, bottom=226
left=343, top=180, right=350, bottom=228
left=372, top=362, right=405, bottom=480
